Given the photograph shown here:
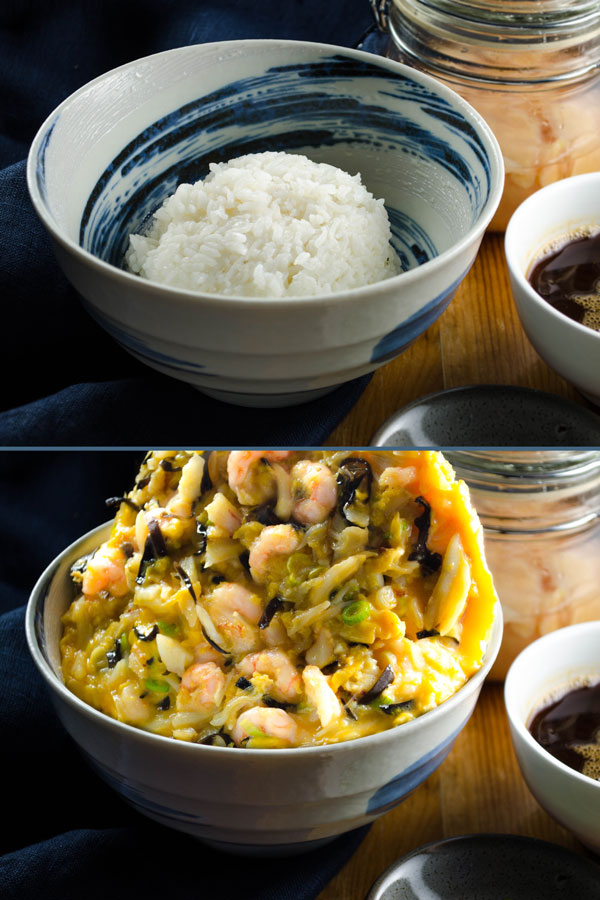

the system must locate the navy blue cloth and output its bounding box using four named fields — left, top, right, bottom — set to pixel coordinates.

left=0, top=0, right=376, bottom=891
left=0, top=450, right=371, bottom=898
left=0, top=0, right=374, bottom=445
